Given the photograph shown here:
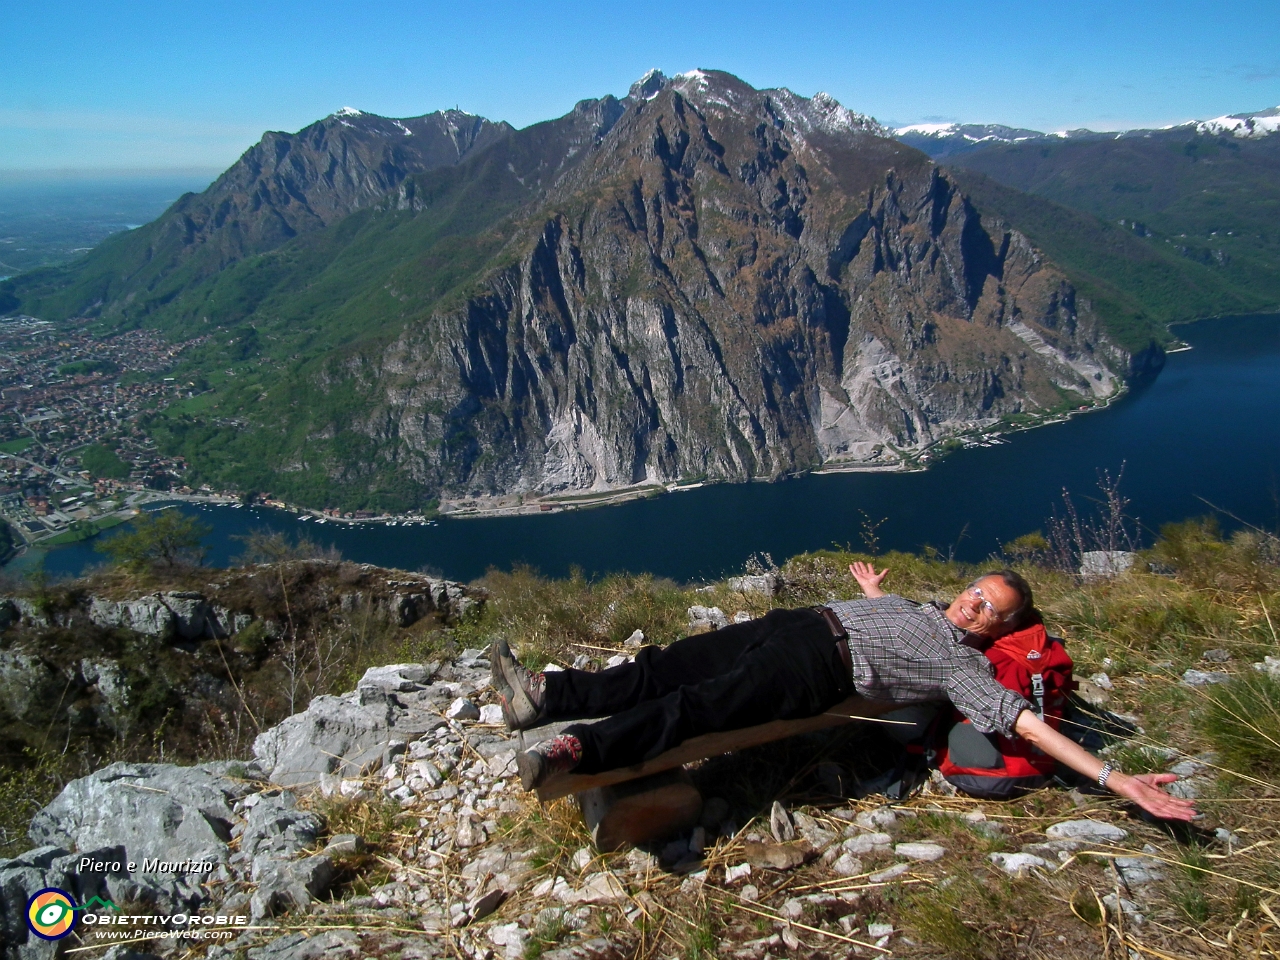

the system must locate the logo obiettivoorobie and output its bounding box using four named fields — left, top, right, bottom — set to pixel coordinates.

left=26, top=888, right=77, bottom=940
